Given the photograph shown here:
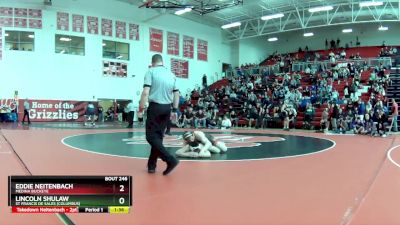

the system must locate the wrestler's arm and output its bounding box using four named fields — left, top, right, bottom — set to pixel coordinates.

left=194, top=131, right=212, bottom=152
